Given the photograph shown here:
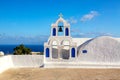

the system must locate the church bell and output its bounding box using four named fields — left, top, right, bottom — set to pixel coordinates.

left=58, top=26, right=63, bottom=32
